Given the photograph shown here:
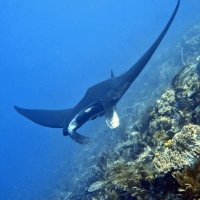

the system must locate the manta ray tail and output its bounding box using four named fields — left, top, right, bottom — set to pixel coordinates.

left=14, top=105, right=72, bottom=128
